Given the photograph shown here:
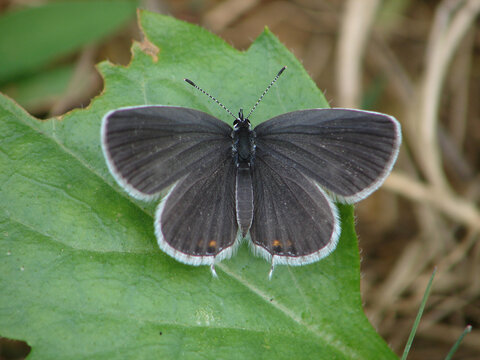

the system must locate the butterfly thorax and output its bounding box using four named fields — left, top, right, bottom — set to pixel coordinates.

left=232, top=109, right=256, bottom=167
